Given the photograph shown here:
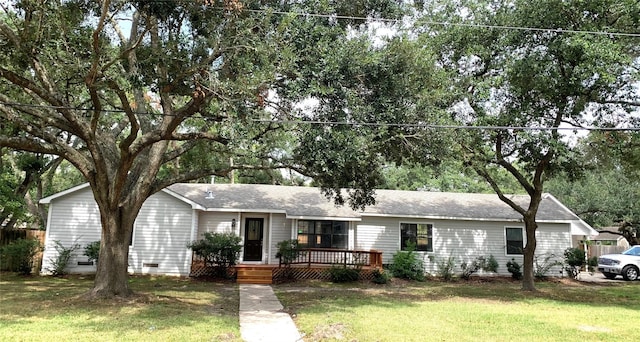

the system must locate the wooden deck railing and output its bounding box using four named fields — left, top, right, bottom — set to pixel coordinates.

left=279, top=248, right=383, bottom=268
